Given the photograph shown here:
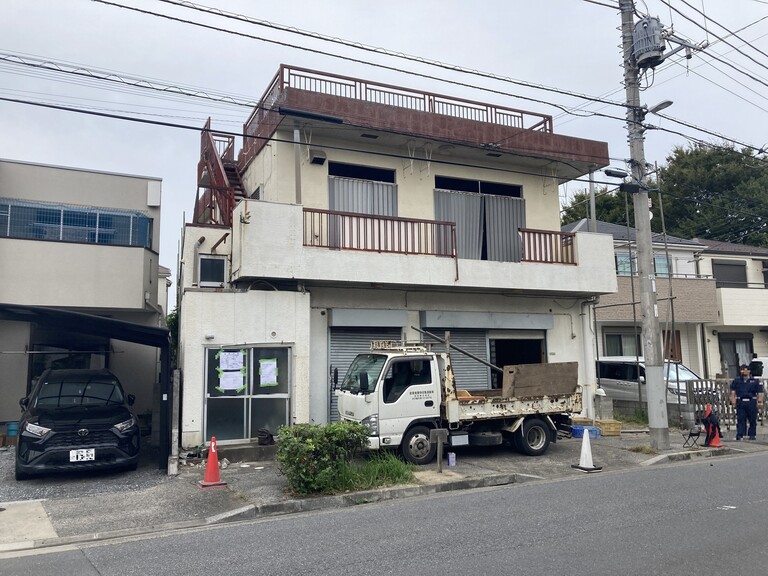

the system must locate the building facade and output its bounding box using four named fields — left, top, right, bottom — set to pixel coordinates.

left=177, top=65, right=617, bottom=448
left=0, top=159, right=166, bottom=426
